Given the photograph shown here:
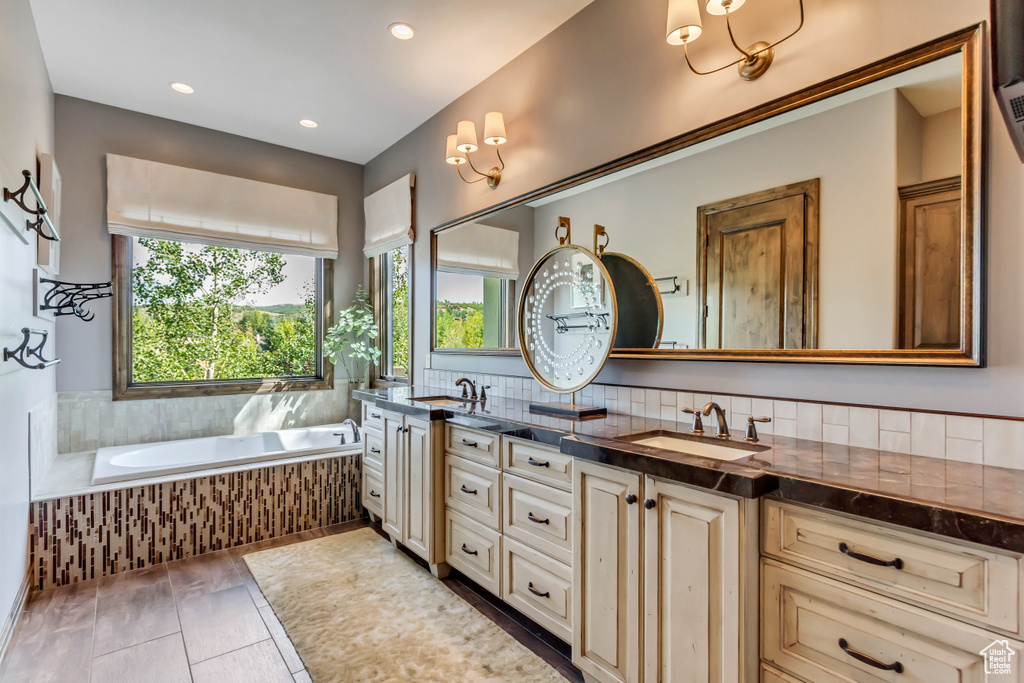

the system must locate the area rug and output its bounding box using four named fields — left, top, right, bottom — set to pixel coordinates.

left=244, top=527, right=568, bottom=682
